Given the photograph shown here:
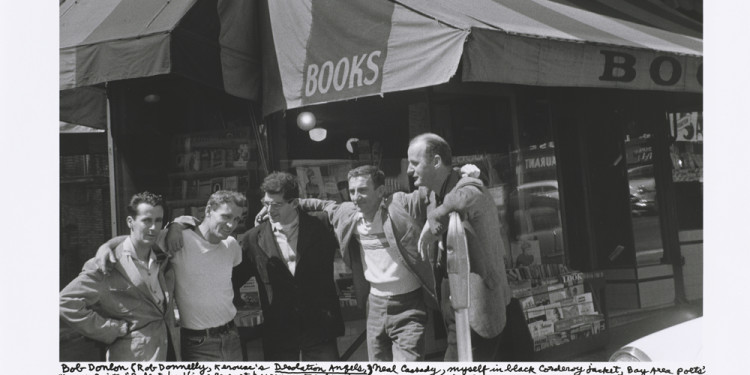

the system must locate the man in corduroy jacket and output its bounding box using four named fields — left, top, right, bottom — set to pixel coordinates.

left=409, top=133, right=512, bottom=362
